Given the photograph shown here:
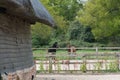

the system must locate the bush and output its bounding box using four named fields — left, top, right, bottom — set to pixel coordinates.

left=80, top=63, right=87, bottom=73
left=108, top=61, right=119, bottom=72
left=39, top=62, right=45, bottom=73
